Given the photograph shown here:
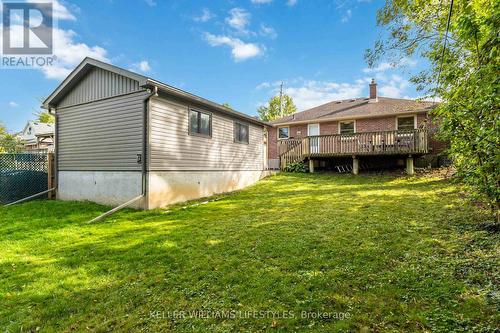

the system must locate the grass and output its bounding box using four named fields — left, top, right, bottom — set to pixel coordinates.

left=0, top=173, right=498, bottom=332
